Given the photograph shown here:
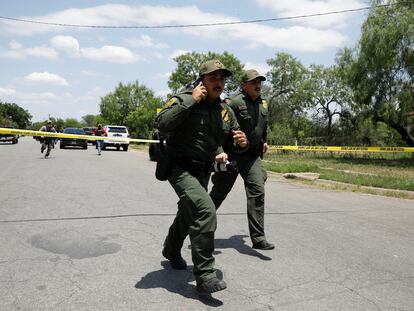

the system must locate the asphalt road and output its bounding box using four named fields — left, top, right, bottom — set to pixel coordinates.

left=1, top=137, right=413, bottom=311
